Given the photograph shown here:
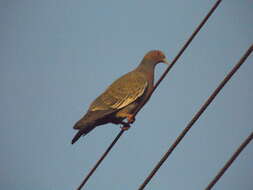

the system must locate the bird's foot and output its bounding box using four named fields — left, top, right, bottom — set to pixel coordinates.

left=126, top=114, right=135, bottom=124
left=121, top=125, right=131, bottom=131
left=120, top=122, right=132, bottom=131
